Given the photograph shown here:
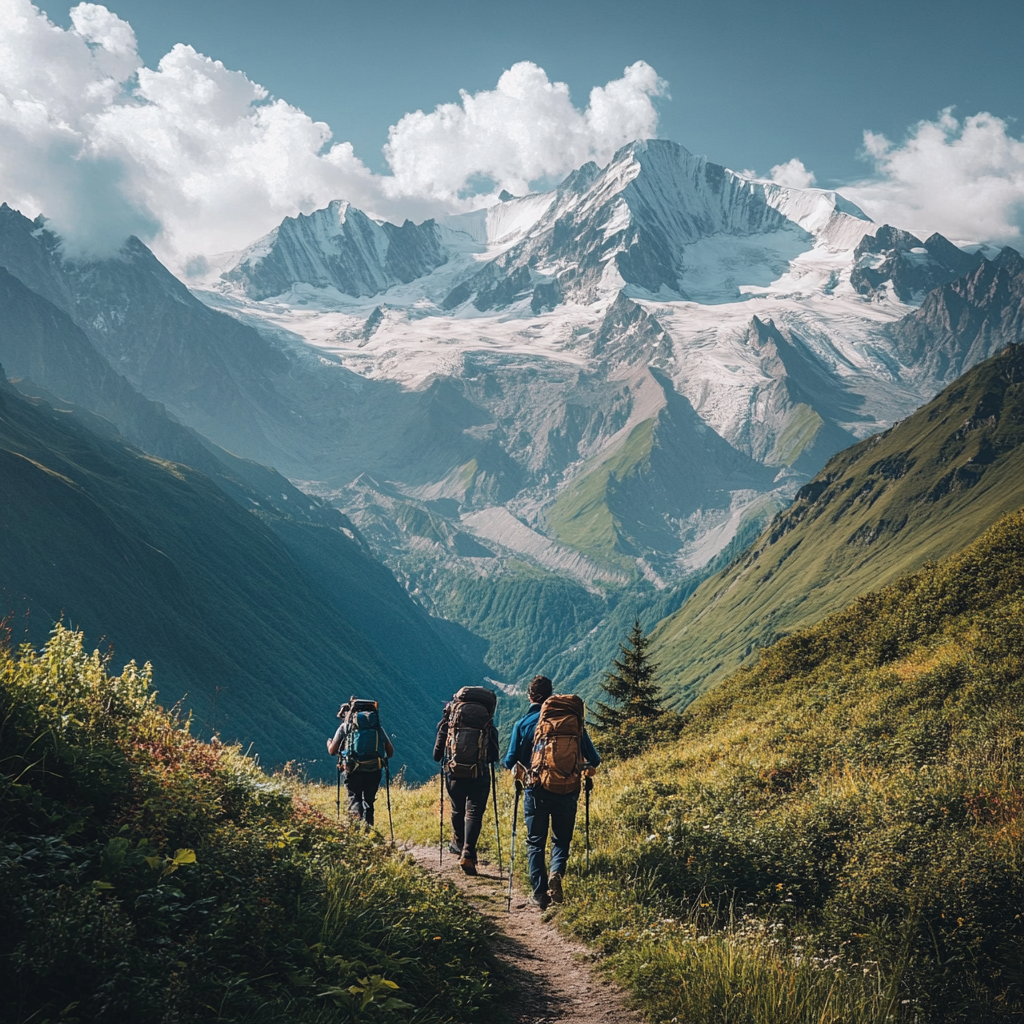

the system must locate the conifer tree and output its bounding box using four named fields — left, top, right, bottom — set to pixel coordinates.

left=594, top=618, right=664, bottom=739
